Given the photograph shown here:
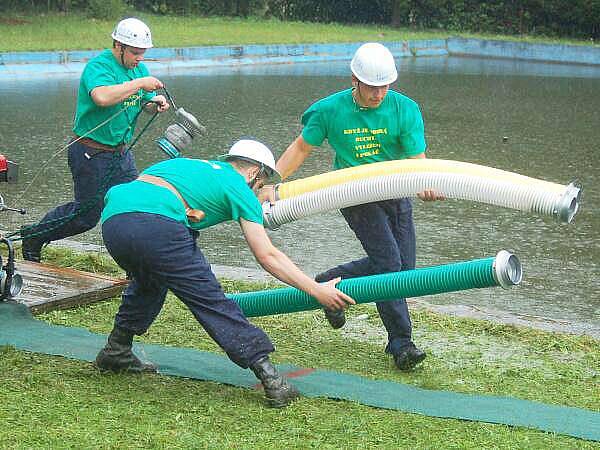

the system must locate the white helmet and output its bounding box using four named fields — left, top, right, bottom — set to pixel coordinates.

left=350, top=43, right=397, bottom=86
left=111, top=18, right=153, bottom=49
left=224, top=139, right=280, bottom=180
